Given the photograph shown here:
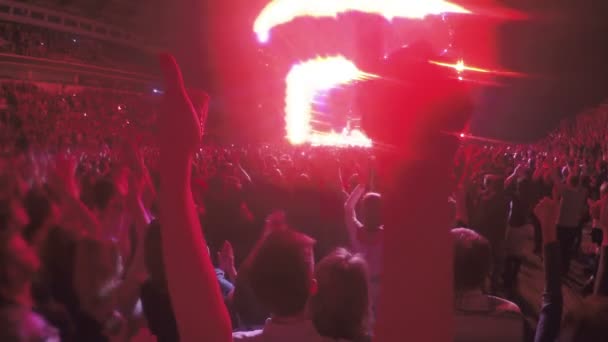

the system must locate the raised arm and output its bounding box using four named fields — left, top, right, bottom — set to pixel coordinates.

left=360, top=50, right=472, bottom=341
left=50, top=157, right=102, bottom=236
left=344, top=183, right=365, bottom=244
left=157, top=54, right=231, bottom=341
left=504, top=164, right=521, bottom=190
left=533, top=197, right=563, bottom=342
left=232, top=150, right=253, bottom=186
